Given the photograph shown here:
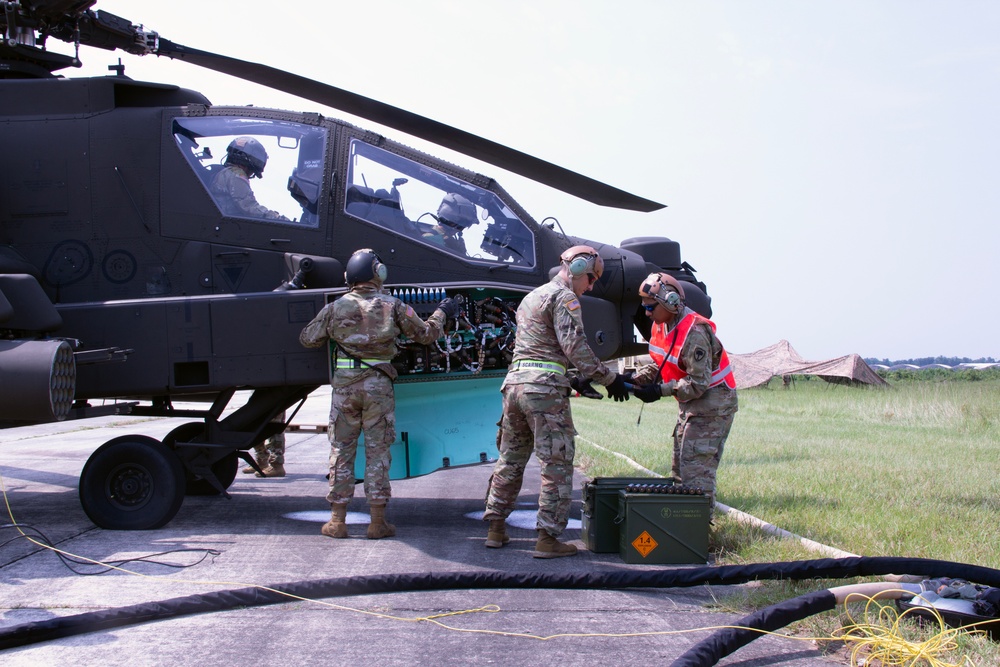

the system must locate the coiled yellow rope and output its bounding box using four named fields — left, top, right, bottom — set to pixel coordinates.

left=835, top=590, right=988, bottom=667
